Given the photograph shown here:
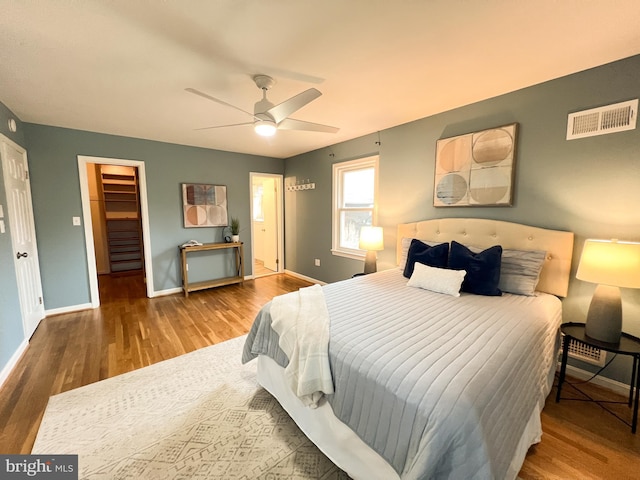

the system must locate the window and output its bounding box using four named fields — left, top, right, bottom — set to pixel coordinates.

left=332, top=156, right=378, bottom=259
